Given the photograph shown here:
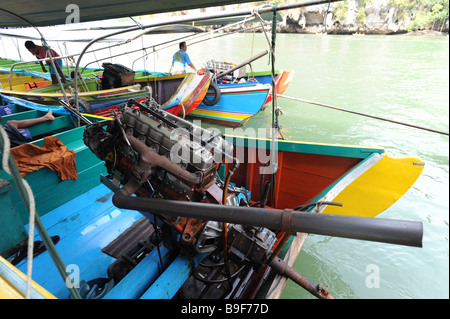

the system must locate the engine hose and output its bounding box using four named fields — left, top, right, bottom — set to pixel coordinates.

left=260, top=181, right=271, bottom=208
left=69, top=97, right=94, bottom=114
left=222, top=163, right=238, bottom=294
